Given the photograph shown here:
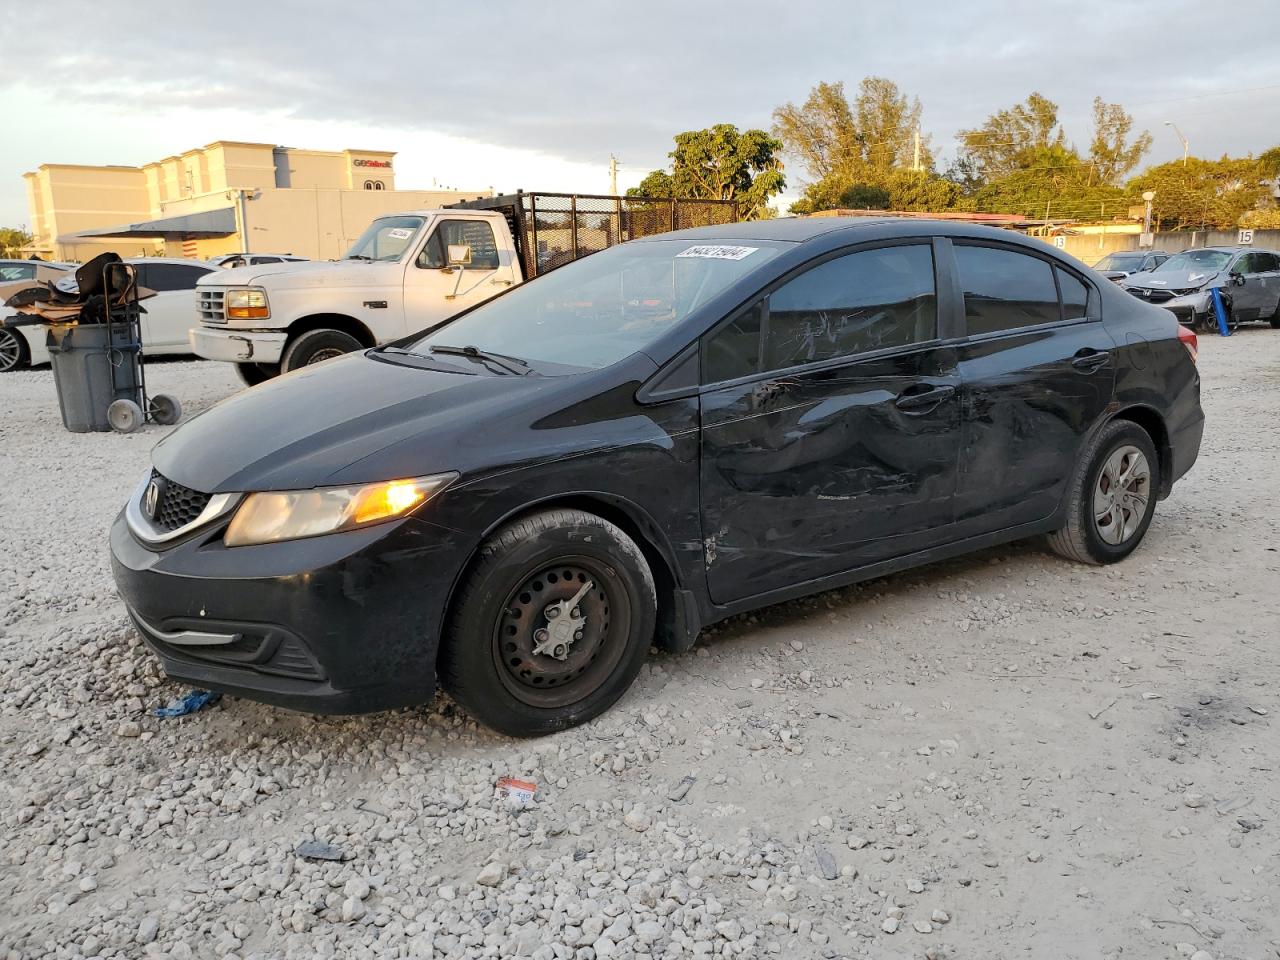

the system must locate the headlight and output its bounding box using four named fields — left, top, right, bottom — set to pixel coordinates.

left=225, top=287, right=270, bottom=320
left=224, top=473, right=456, bottom=547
